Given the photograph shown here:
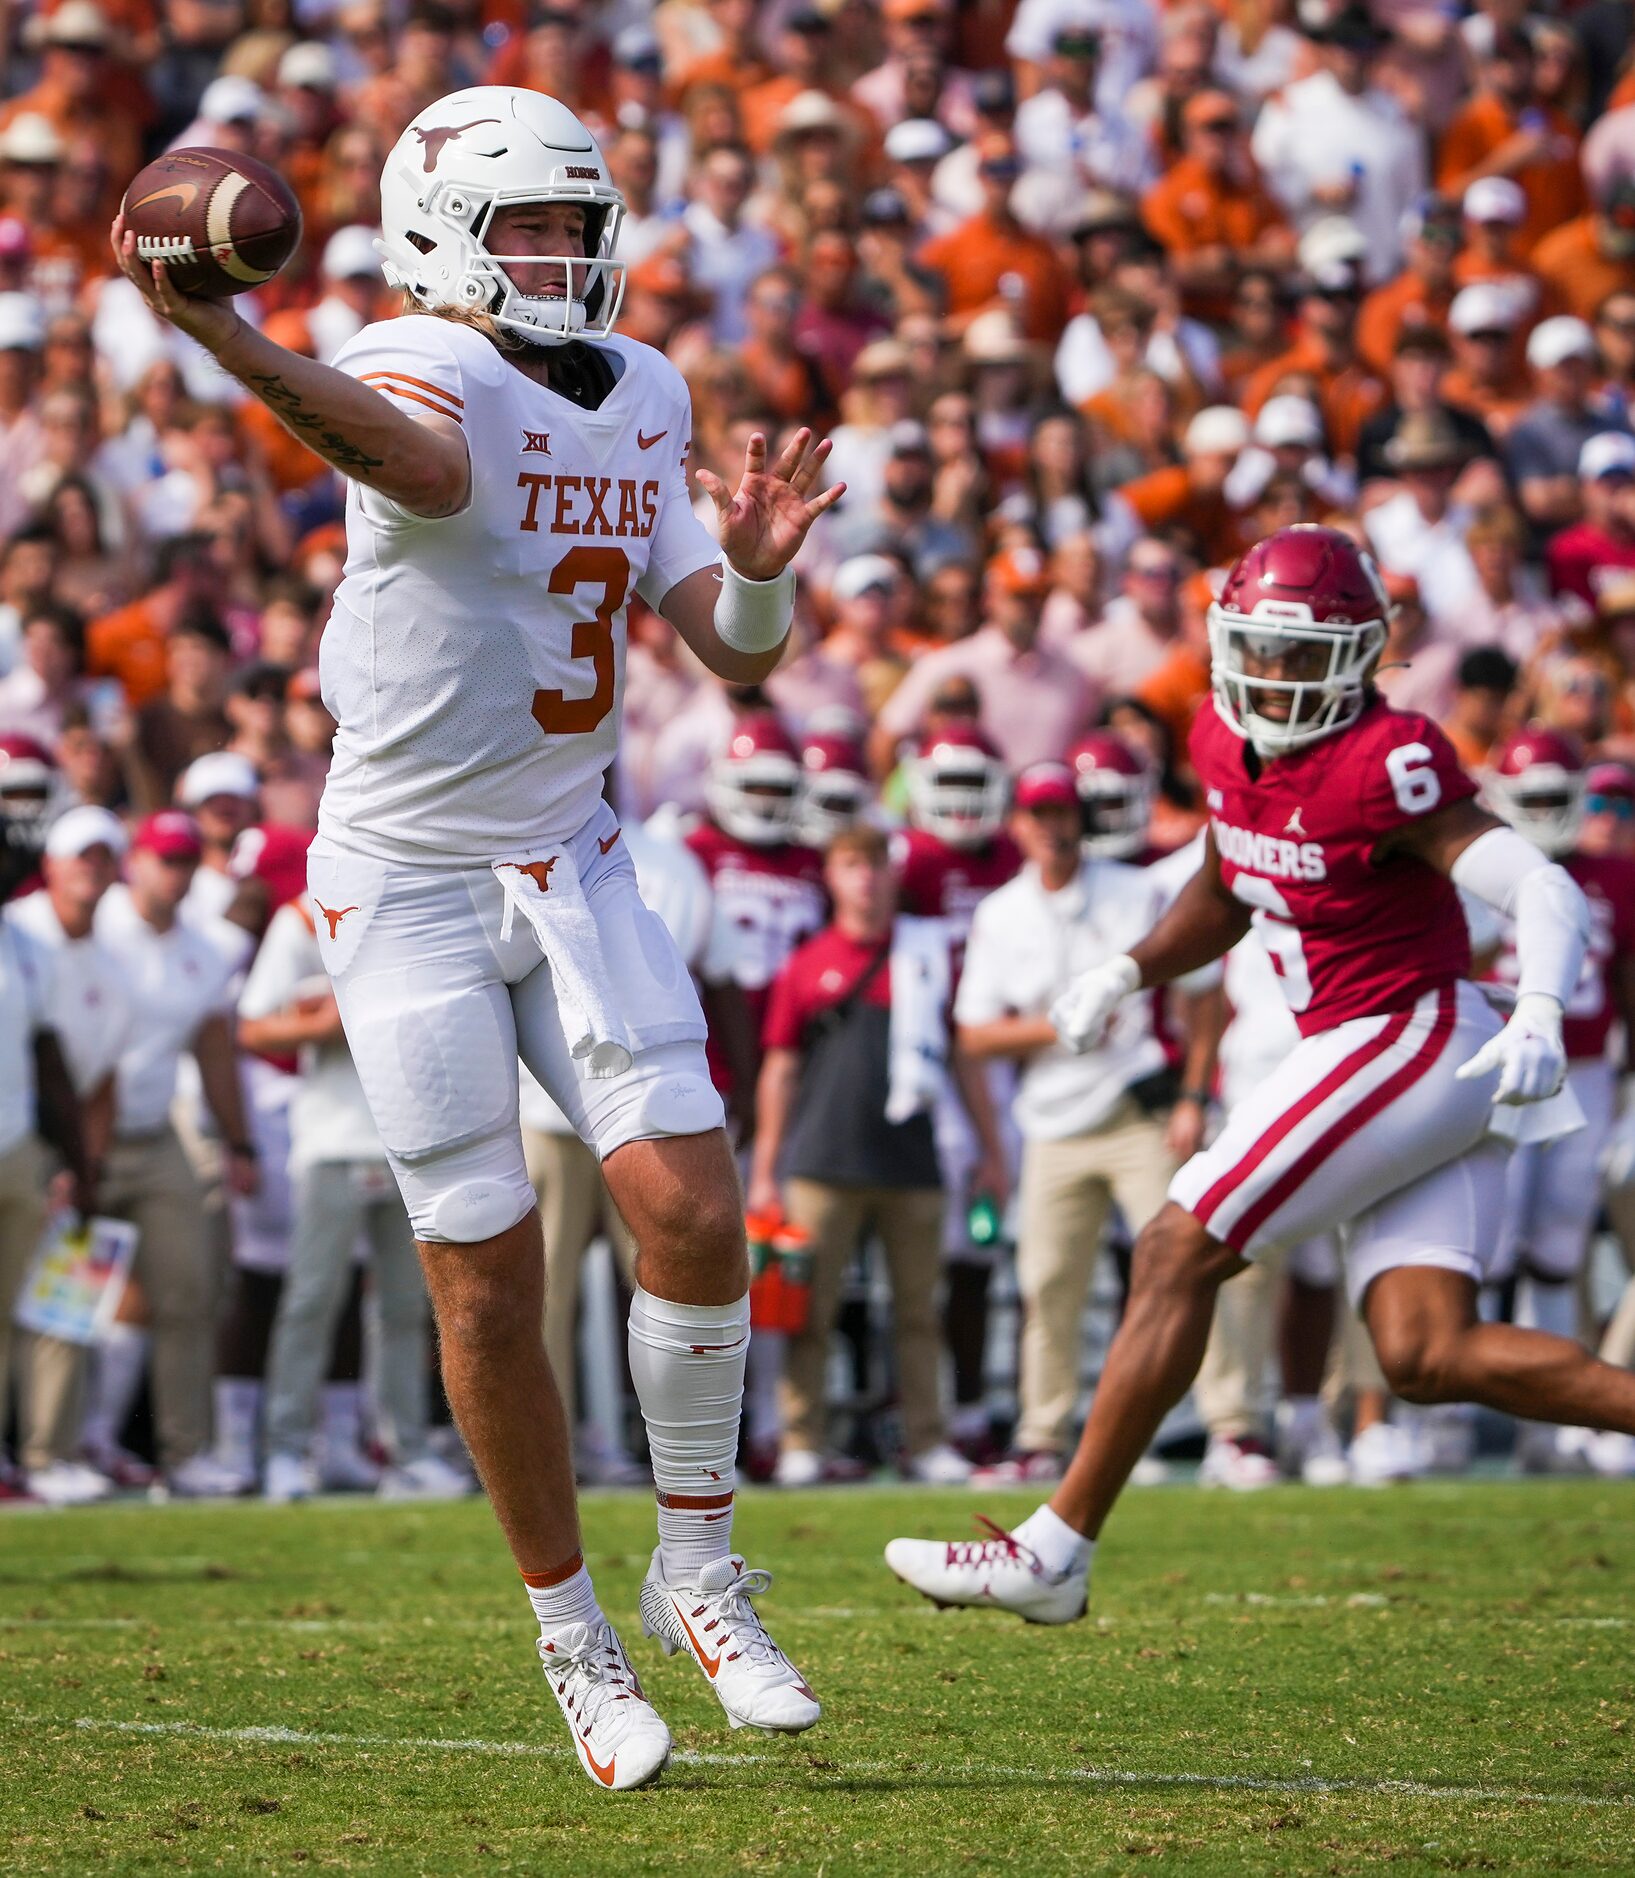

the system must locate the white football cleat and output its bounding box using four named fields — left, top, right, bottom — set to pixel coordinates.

left=377, top=1453, right=473, bottom=1500
left=318, top=1439, right=382, bottom=1493
left=263, top=1452, right=319, bottom=1504
left=538, top=1618, right=671, bottom=1792
left=884, top=1515, right=1088, bottom=1626
left=1198, top=1435, right=1281, bottom=1490
left=1275, top=1400, right=1349, bottom=1486
left=158, top=1451, right=254, bottom=1500
left=639, top=1549, right=821, bottom=1734
left=1347, top=1420, right=1422, bottom=1487
left=902, top=1442, right=973, bottom=1485
left=25, top=1460, right=110, bottom=1507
